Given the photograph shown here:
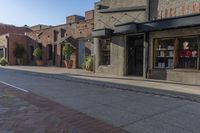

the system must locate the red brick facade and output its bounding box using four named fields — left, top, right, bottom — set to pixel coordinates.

left=0, top=10, right=94, bottom=68
left=0, top=33, right=28, bottom=65
left=0, top=24, right=31, bottom=35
